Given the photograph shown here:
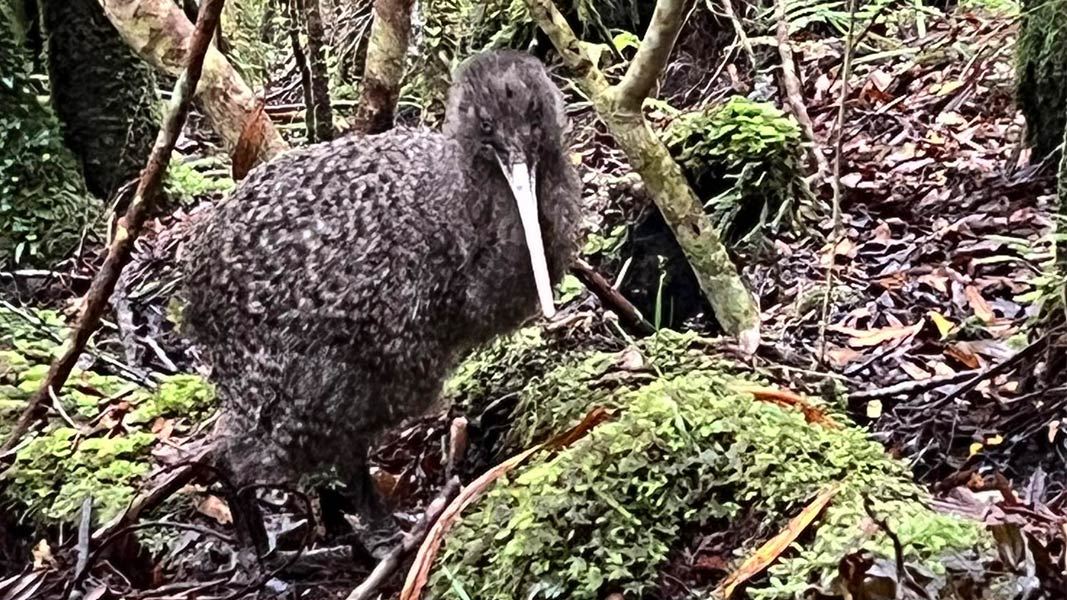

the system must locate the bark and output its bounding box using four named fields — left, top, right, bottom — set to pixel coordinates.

left=1058, top=116, right=1067, bottom=274
left=302, top=0, right=334, bottom=141
left=287, top=0, right=315, bottom=141
left=524, top=0, right=760, bottom=346
left=41, top=0, right=159, bottom=199
left=1, top=0, right=225, bottom=453
left=353, top=0, right=414, bottom=134
left=96, top=0, right=288, bottom=164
